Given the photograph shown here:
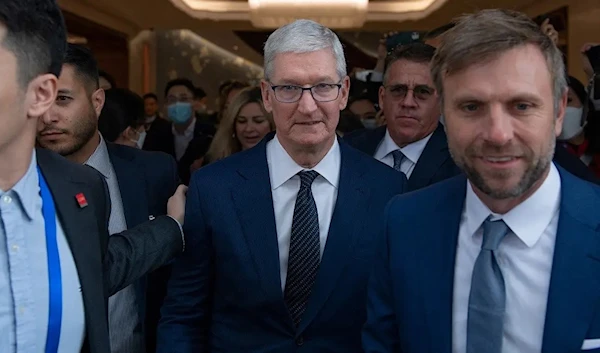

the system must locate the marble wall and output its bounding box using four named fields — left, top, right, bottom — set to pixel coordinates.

left=155, top=29, right=264, bottom=110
